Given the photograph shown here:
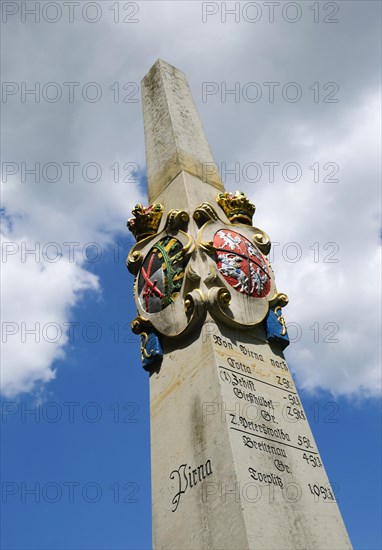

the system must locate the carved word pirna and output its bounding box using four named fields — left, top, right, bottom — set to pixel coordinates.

left=170, top=459, right=212, bottom=512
